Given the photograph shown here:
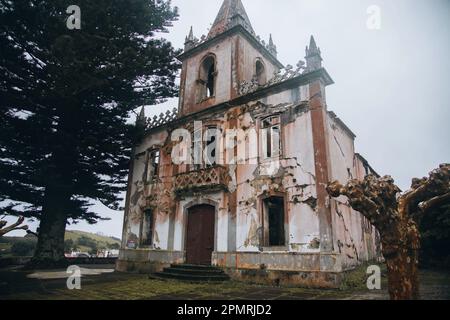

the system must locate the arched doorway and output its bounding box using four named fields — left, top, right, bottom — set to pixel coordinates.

left=185, top=204, right=215, bottom=265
